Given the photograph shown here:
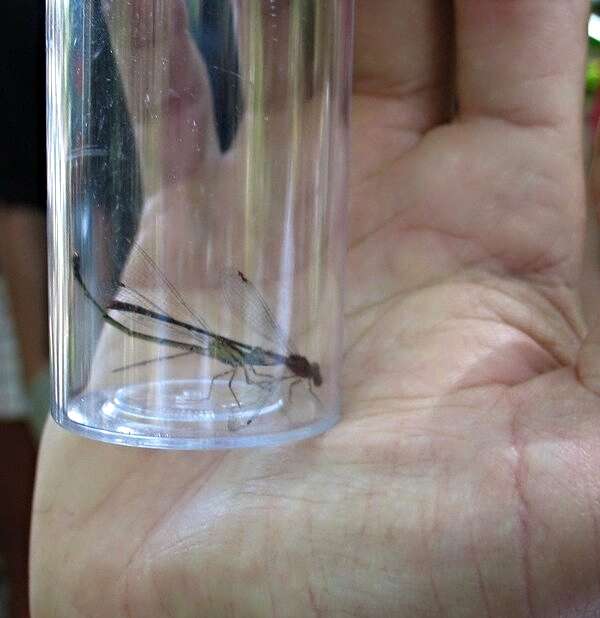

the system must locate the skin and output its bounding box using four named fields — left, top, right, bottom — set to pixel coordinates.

left=31, top=1, right=600, bottom=616
left=0, top=206, right=47, bottom=385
